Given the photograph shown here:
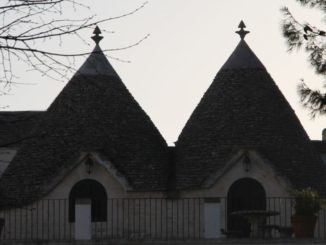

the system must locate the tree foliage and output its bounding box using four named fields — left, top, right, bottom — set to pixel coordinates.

left=0, top=0, right=148, bottom=93
left=282, top=0, right=326, bottom=117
